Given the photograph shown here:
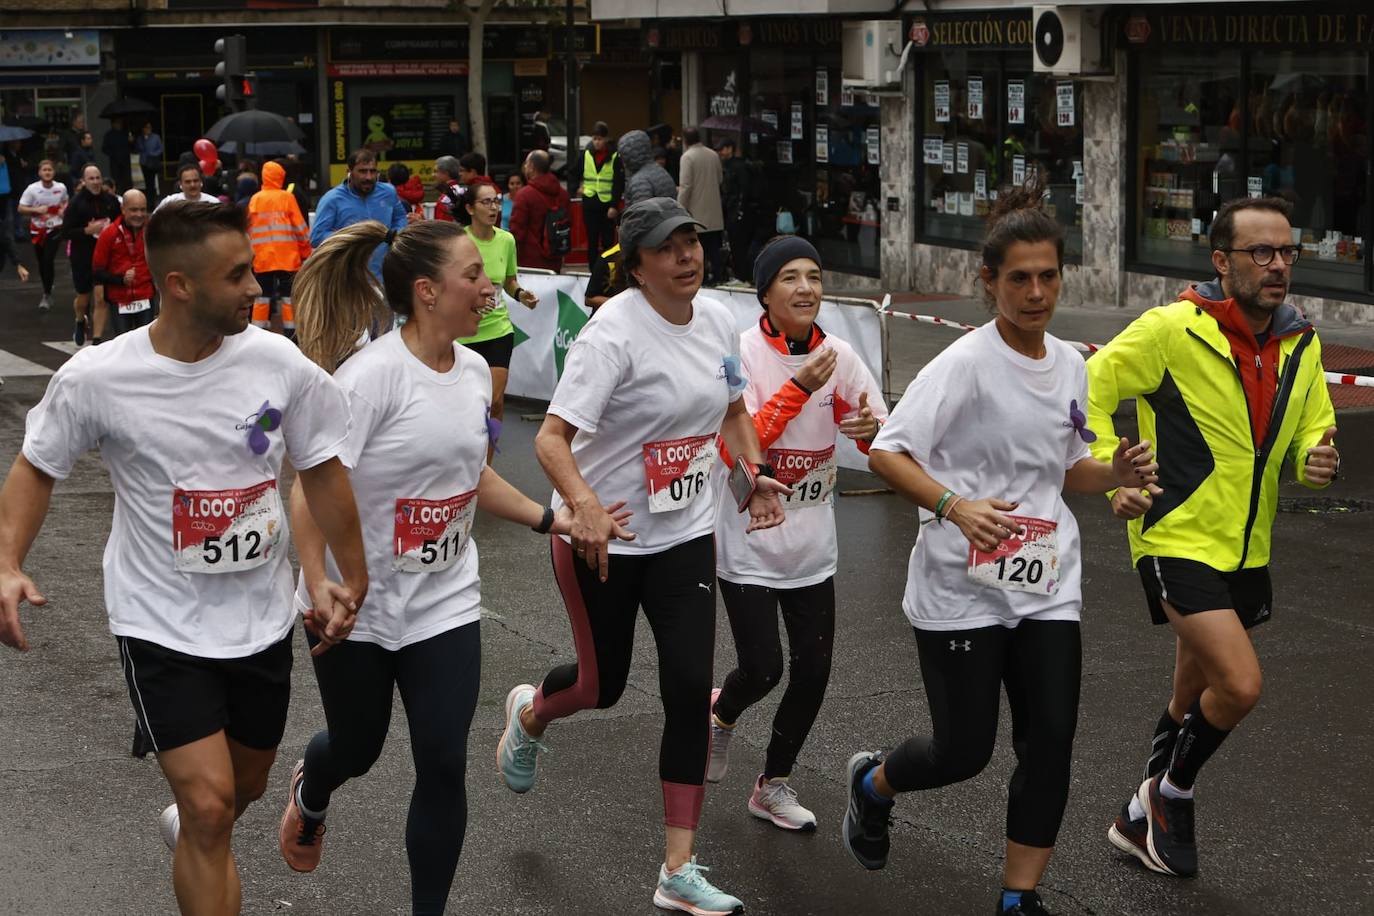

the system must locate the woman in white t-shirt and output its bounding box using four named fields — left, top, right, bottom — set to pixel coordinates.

left=839, top=186, right=1161, bottom=916
left=16, top=159, right=68, bottom=310
left=705, top=236, right=888, bottom=833
left=496, top=198, right=790, bottom=916
left=279, top=218, right=628, bottom=915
